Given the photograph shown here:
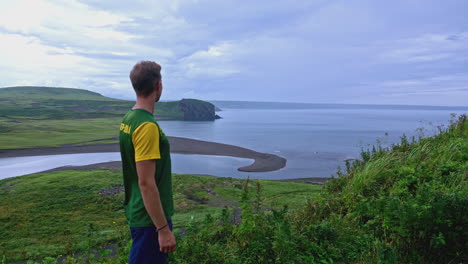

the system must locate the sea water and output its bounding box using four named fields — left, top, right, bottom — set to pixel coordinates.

left=1, top=104, right=466, bottom=180
left=158, top=106, right=466, bottom=179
